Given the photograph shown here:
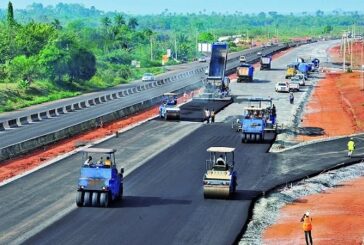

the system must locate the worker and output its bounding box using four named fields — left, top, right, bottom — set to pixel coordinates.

left=104, top=156, right=112, bottom=168
left=300, top=211, right=313, bottom=245
left=211, top=109, right=215, bottom=123
left=84, top=156, right=93, bottom=166
left=205, top=108, right=210, bottom=123
left=216, top=155, right=226, bottom=165
left=96, top=157, right=104, bottom=167
left=289, top=92, right=294, bottom=104
left=347, top=137, right=356, bottom=157
left=271, top=104, right=277, bottom=125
